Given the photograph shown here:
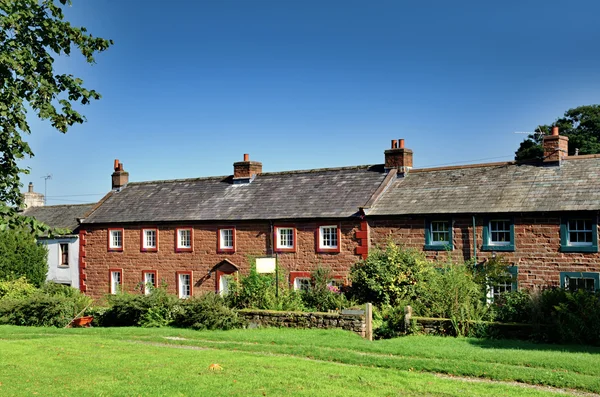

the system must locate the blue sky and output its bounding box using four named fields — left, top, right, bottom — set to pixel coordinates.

left=22, top=0, right=600, bottom=205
